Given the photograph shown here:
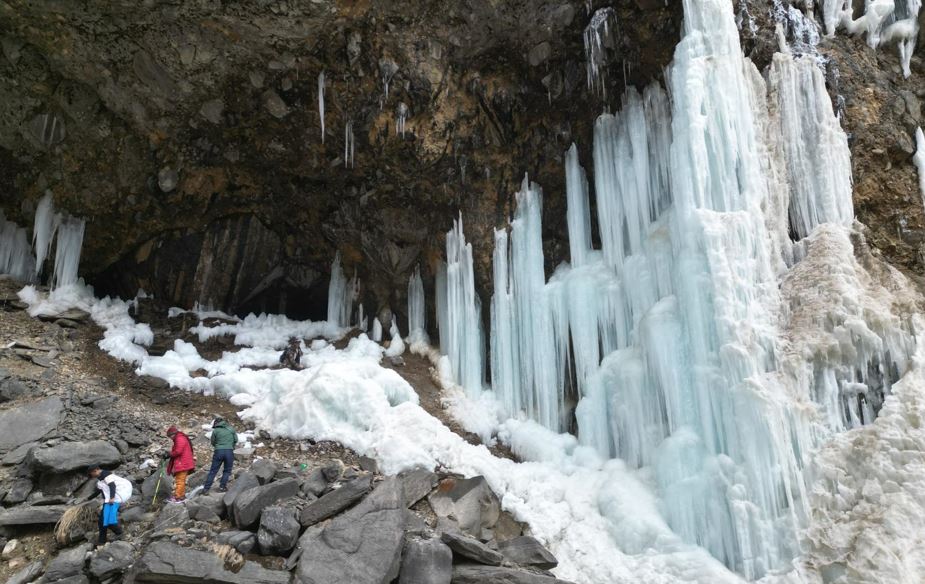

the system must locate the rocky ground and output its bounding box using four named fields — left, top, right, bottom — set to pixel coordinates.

left=0, top=276, right=561, bottom=584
